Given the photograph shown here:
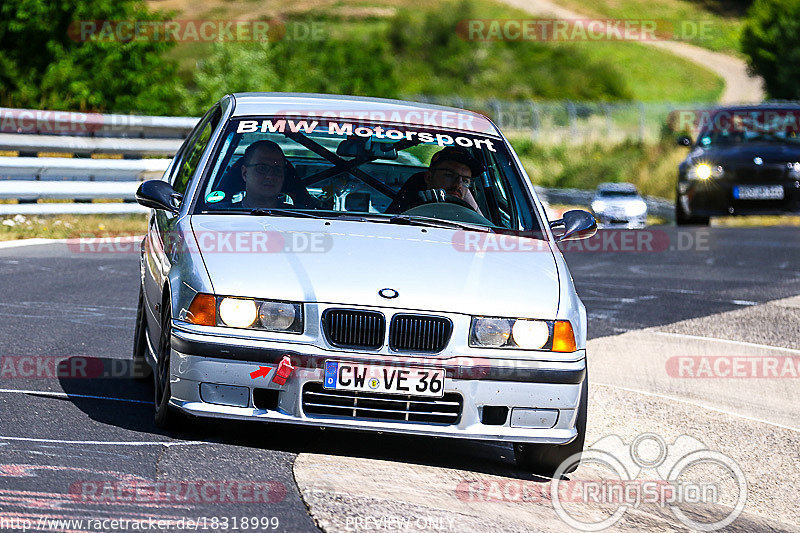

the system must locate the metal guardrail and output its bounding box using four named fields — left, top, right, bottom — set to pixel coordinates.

left=0, top=133, right=182, bottom=156
left=0, top=181, right=137, bottom=201
left=0, top=107, right=197, bottom=138
left=0, top=203, right=147, bottom=215
left=0, top=157, right=169, bottom=181
left=0, top=106, right=192, bottom=214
